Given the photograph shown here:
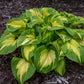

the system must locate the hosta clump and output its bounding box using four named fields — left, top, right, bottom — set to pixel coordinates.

left=0, top=7, right=84, bottom=84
